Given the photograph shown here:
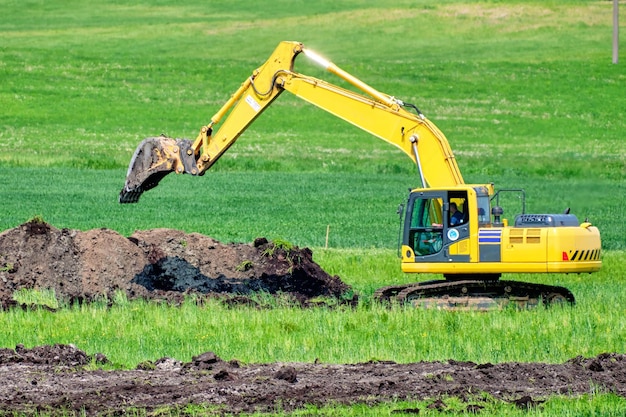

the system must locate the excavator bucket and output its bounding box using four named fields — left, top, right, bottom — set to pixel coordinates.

left=119, top=136, right=184, bottom=204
